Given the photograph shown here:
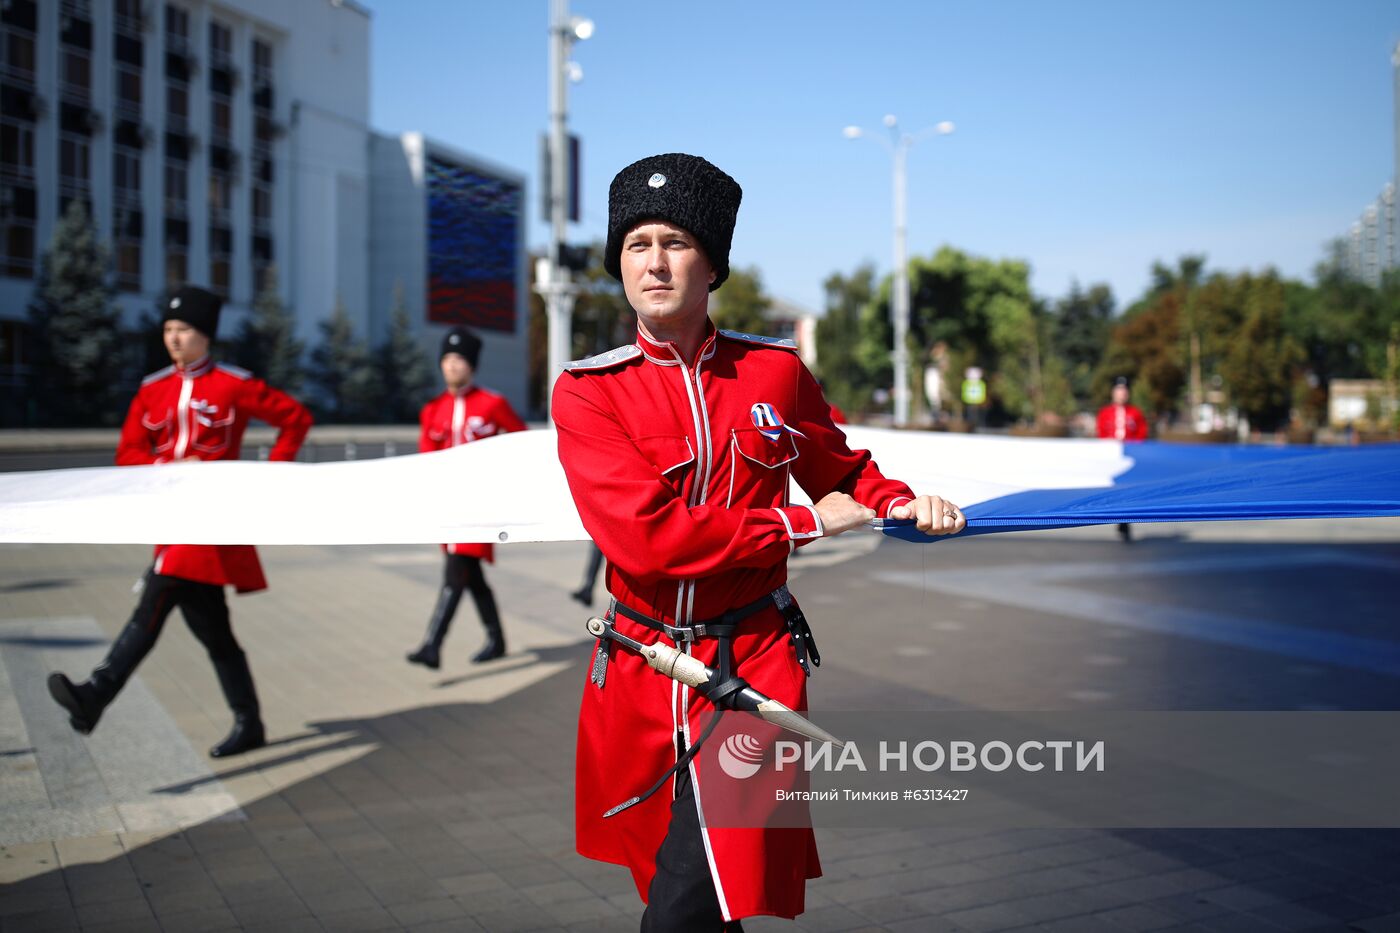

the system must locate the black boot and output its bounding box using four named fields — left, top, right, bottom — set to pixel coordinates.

left=47, top=673, right=105, bottom=735
left=209, top=651, right=266, bottom=758
left=1117, top=523, right=1133, bottom=543
left=210, top=715, right=266, bottom=758
left=408, top=585, right=461, bottom=670
left=48, top=595, right=165, bottom=735
left=569, top=587, right=593, bottom=607
left=468, top=580, right=506, bottom=663
left=470, top=621, right=506, bottom=663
